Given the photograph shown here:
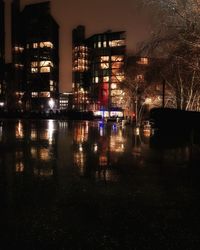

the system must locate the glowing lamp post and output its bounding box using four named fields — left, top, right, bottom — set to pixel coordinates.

left=49, top=98, right=55, bottom=110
